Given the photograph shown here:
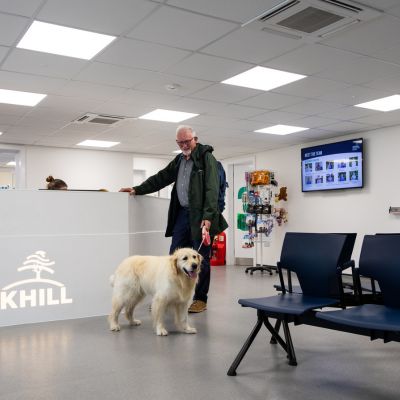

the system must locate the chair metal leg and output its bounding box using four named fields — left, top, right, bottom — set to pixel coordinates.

left=227, top=316, right=263, bottom=376
left=261, top=316, right=288, bottom=352
left=282, top=320, right=297, bottom=366
left=269, top=319, right=281, bottom=344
